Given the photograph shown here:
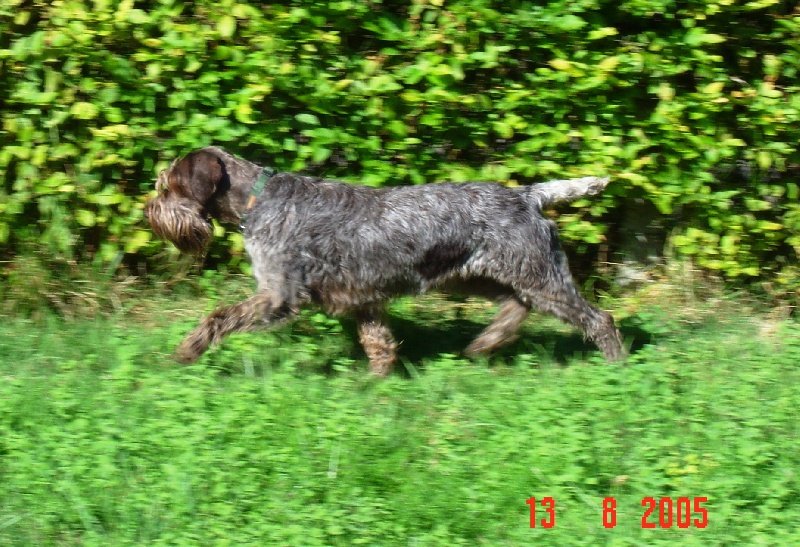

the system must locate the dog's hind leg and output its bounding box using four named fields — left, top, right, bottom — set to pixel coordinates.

left=518, top=283, right=624, bottom=361
left=354, top=306, right=398, bottom=377
left=175, top=291, right=296, bottom=363
left=465, top=297, right=531, bottom=356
